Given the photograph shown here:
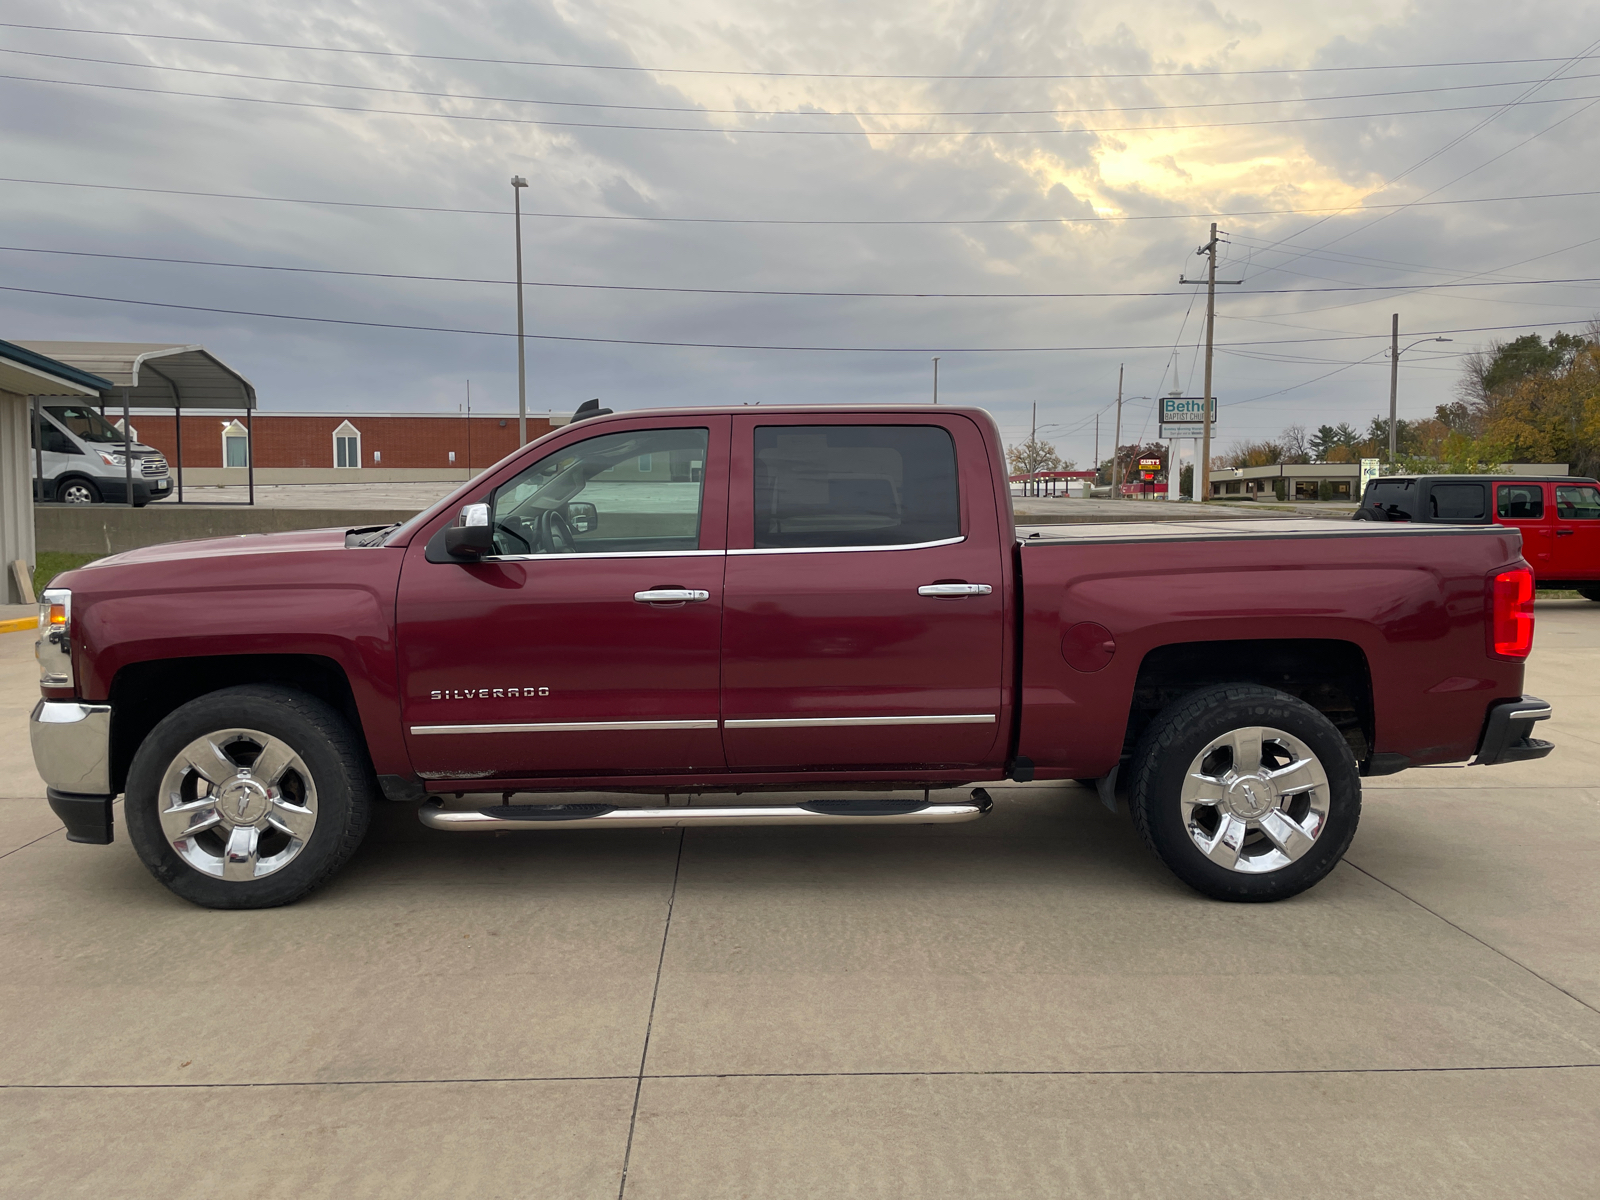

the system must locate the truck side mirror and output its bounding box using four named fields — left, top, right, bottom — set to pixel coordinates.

left=566, top=501, right=599, bottom=534
left=444, top=503, right=494, bottom=560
